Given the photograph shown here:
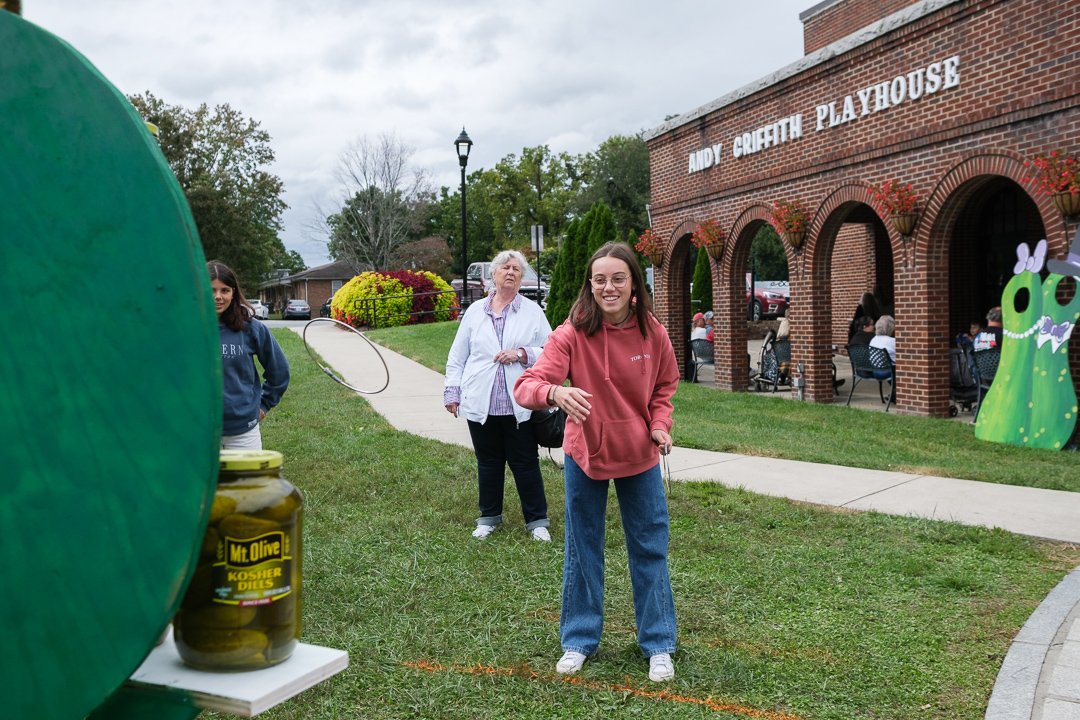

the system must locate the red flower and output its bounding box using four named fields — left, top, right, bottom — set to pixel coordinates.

left=771, top=199, right=809, bottom=235
left=691, top=218, right=724, bottom=248
left=1026, top=150, right=1080, bottom=196
left=635, top=229, right=664, bottom=255
left=870, top=180, right=920, bottom=215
